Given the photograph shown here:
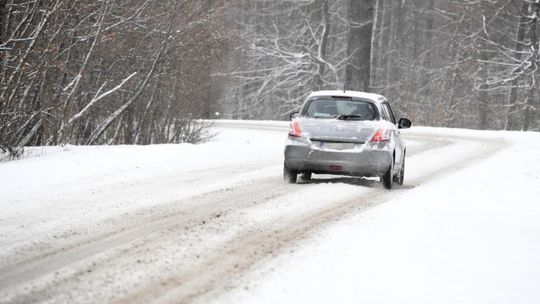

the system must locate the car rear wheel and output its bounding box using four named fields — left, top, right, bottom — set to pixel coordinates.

left=283, top=162, right=297, bottom=184
left=300, top=171, right=312, bottom=181
left=394, top=158, right=405, bottom=186
left=381, top=164, right=393, bottom=190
